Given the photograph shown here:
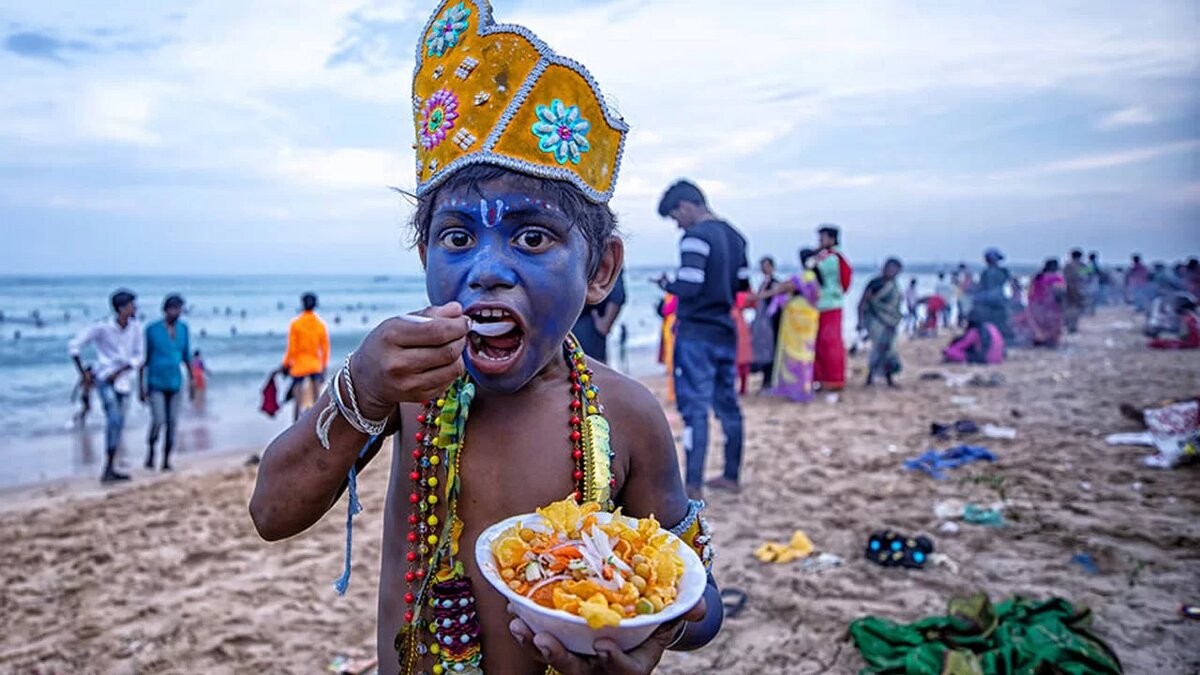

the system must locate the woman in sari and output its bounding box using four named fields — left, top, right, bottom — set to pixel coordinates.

left=749, top=256, right=781, bottom=391
left=752, top=248, right=822, bottom=402
left=1027, top=259, right=1065, bottom=348
left=858, top=258, right=904, bottom=386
